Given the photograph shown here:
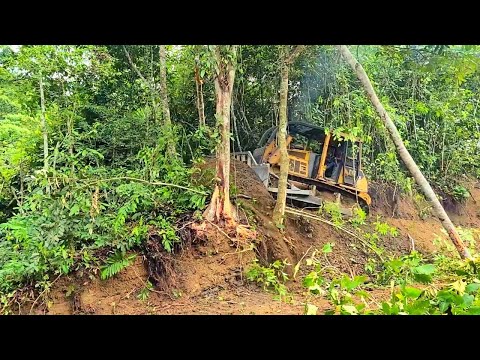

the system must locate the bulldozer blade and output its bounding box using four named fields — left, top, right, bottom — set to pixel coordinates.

left=268, top=187, right=313, bottom=196
left=251, top=164, right=270, bottom=188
